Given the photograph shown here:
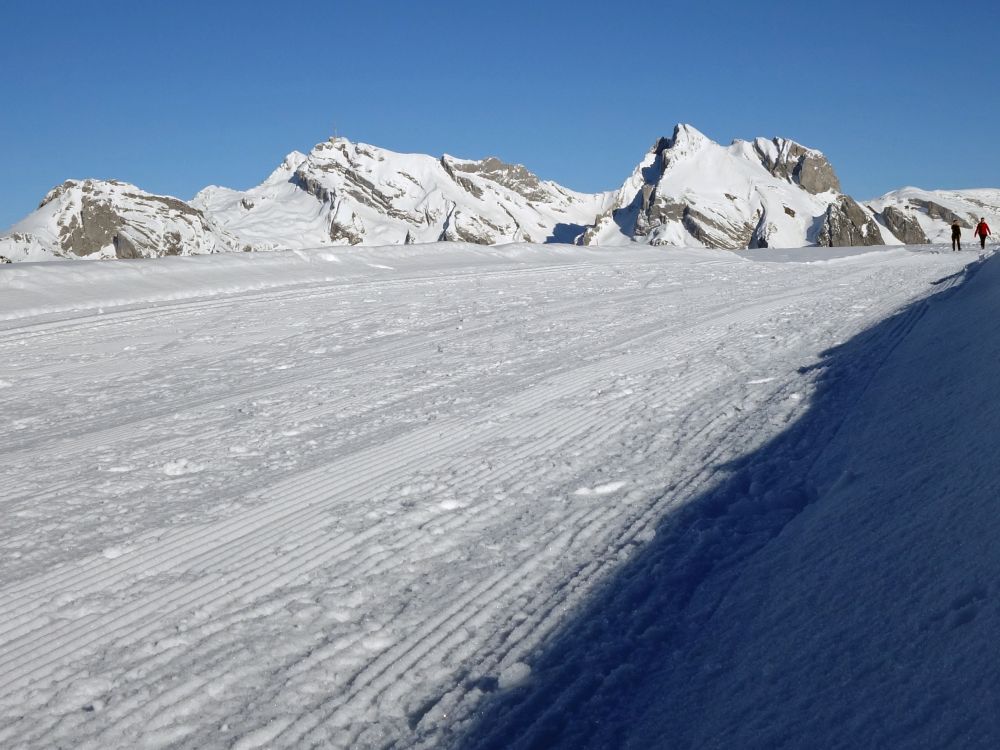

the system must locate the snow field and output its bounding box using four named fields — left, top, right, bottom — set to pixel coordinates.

left=0, top=243, right=978, bottom=748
